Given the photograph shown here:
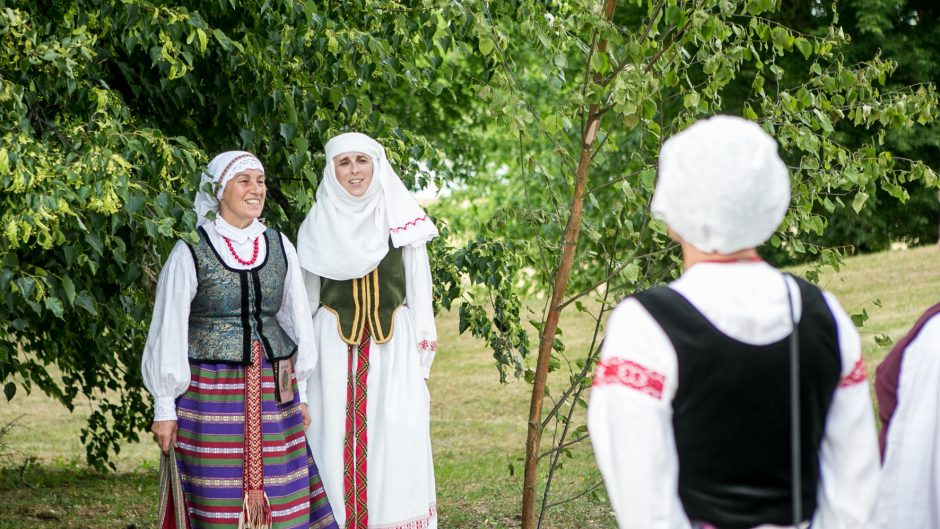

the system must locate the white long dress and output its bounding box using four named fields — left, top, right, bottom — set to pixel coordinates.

left=588, top=262, right=880, bottom=529
left=303, top=243, right=437, bottom=529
